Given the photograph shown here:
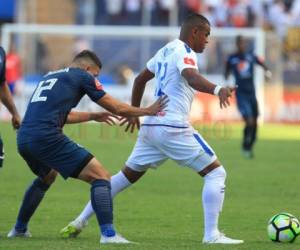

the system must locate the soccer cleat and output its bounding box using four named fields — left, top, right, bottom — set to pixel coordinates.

left=100, top=233, right=132, bottom=244
left=203, top=233, right=244, bottom=244
left=242, top=150, right=254, bottom=159
left=7, top=228, right=32, bottom=238
left=60, top=219, right=88, bottom=238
